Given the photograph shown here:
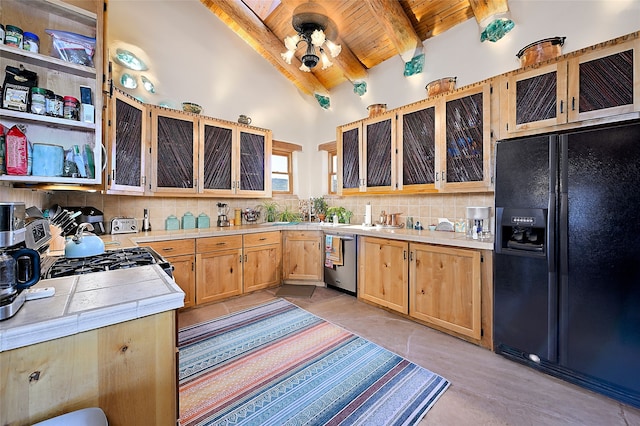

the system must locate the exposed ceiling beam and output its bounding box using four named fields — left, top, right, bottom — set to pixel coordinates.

left=468, top=0, right=510, bottom=23
left=365, top=0, right=424, bottom=62
left=200, top=0, right=327, bottom=95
